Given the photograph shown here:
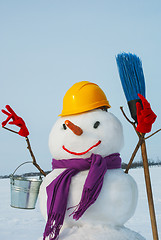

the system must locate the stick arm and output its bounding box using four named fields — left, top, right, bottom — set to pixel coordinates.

left=2, top=126, right=46, bottom=176
left=25, top=137, right=46, bottom=176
